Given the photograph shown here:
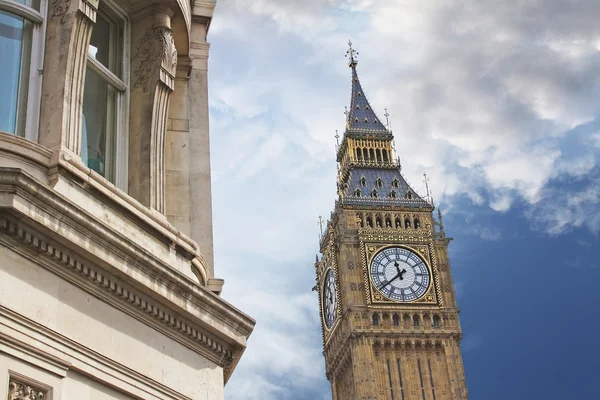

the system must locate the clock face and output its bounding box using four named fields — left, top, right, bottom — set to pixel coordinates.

left=370, top=246, right=430, bottom=302
left=322, top=269, right=338, bottom=329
